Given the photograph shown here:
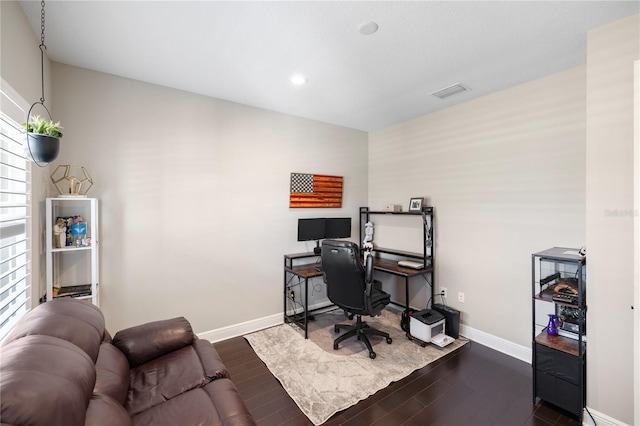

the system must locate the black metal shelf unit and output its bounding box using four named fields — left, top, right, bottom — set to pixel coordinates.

left=531, top=247, right=586, bottom=421
left=359, top=206, right=435, bottom=308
